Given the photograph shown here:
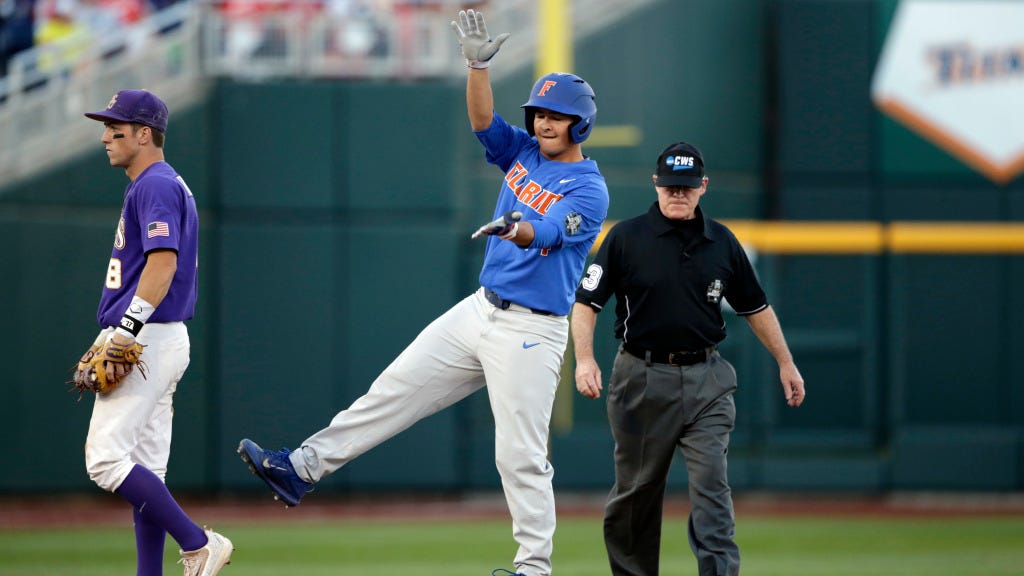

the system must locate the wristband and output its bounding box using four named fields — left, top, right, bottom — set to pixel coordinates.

left=467, top=59, right=490, bottom=70
left=115, top=295, right=155, bottom=338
